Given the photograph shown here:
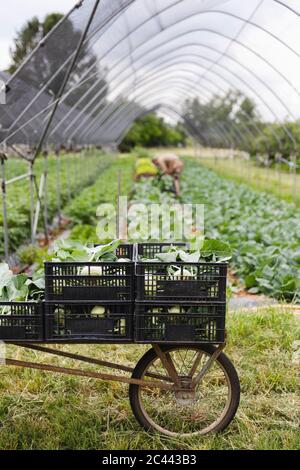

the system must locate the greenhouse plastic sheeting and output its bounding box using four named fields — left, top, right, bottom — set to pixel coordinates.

left=1, top=0, right=300, bottom=148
